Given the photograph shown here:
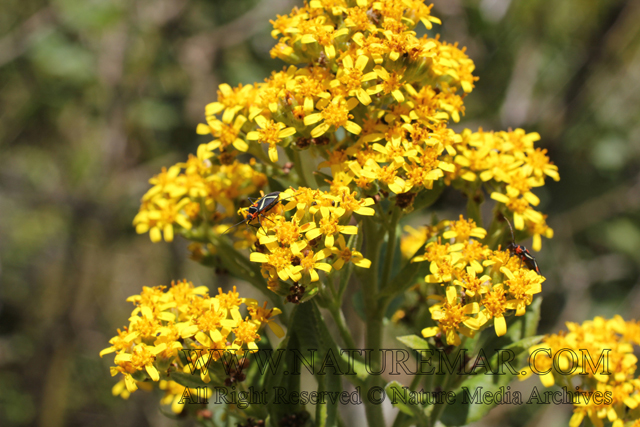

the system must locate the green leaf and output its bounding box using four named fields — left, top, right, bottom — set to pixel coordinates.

left=412, top=181, right=445, bottom=212
left=351, top=290, right=366, bottom=321
left=340, top=351, right=369, bottom=383
left=379, top=258, right=430, bottom=298
left=313, top=170, right=333, bottom=188
left=288, top=301, right=348, bottom=427
left=264, top=334, right=303, bottom=427
left=385, top=381, right=429, bottom=426
left=439, top=299, right=544, bottom=426
left=523, top=297, right=542, bottom=339
left=267, top=176, right=287, bottom=192
left=466, top=194, right=482, bottom=225
left=169, top=371, right=212, bottom=389
left=397, top=335, right=432, bottom=351
left=473, top=297, right=542, bottom=365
